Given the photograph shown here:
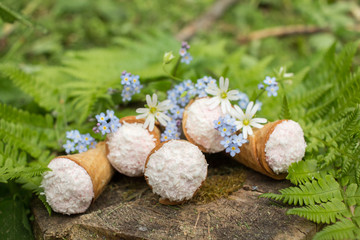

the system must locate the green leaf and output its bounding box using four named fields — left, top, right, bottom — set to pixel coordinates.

left=287, top=160, right=326, bottom=185
left=287, top=198, right=350, bottom=224
left=0, top=2, right=32, bottom=27
left=313, top=218, right=357, bottom=240
left=345, top=183, right=360, bottom=206
left=279, top=94, right=291, bottom=119
left=0, top=198, right=33, bottom=240
left=261, top=175, right=342, bottom=206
